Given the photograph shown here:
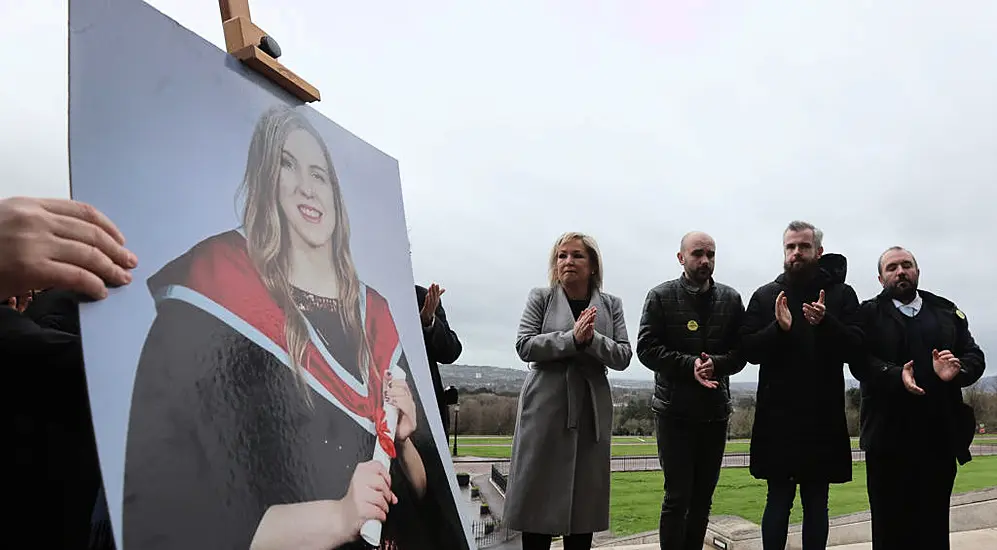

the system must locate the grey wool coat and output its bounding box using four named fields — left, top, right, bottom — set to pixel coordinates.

left=503, top=286, right=633, bottom=535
